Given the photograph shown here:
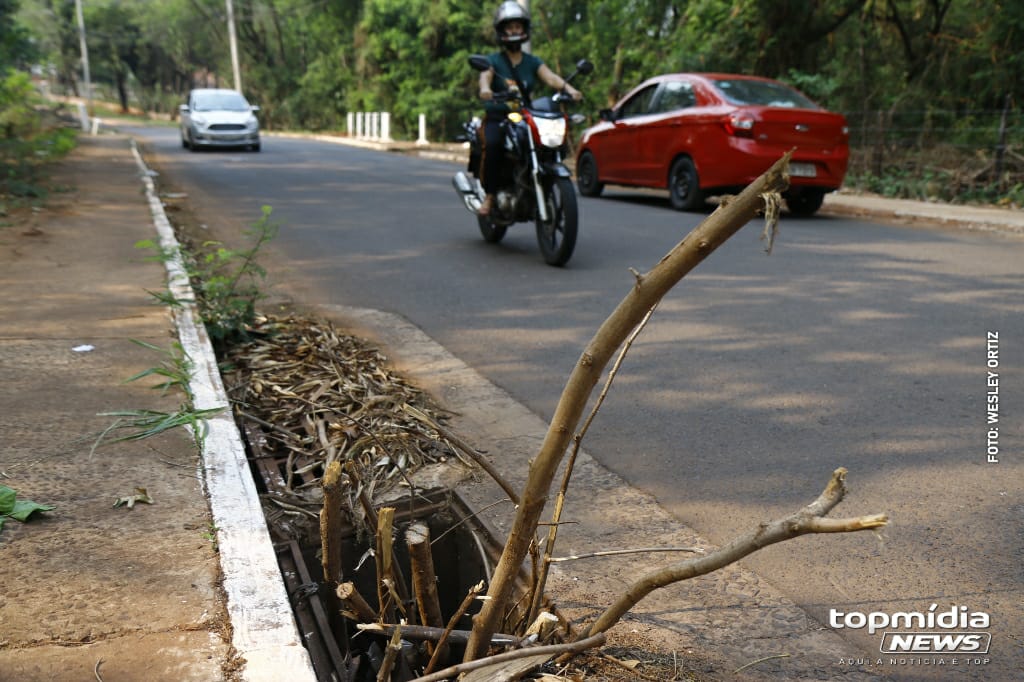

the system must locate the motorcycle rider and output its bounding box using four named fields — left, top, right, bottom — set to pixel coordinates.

left=476, top=1, right=582, bottom=217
